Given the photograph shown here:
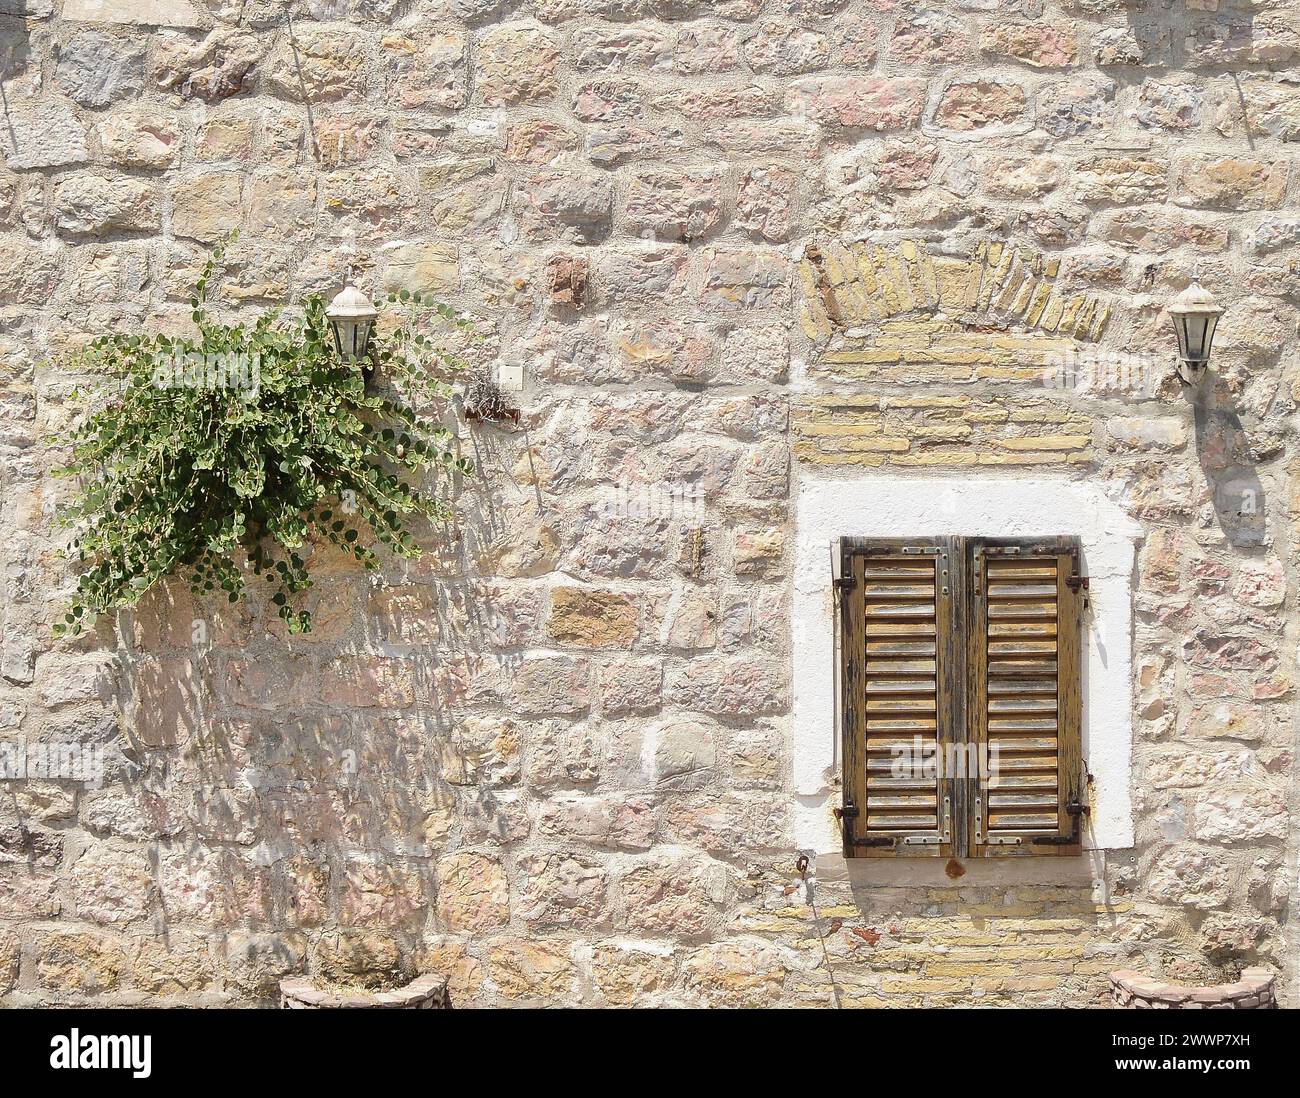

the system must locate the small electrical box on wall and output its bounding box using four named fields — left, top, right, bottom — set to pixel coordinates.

left=497, top=362, right=524, bottom=392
